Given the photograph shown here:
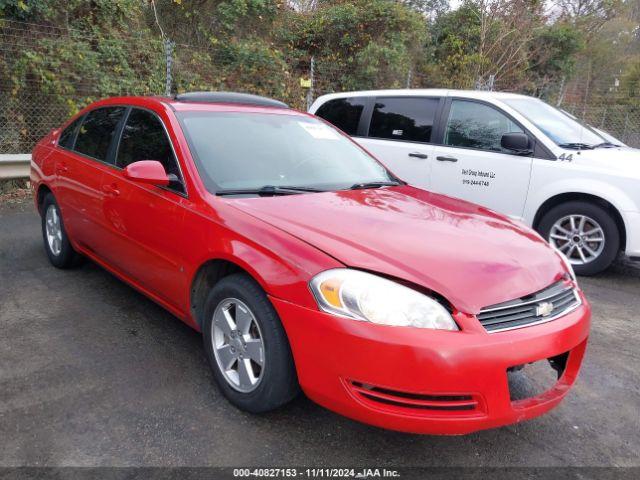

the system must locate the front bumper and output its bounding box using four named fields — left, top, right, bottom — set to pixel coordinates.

left=272, top=292, right=590, bottom=435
